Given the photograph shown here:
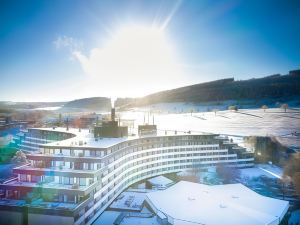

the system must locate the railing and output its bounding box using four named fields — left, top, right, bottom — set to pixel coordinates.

left=3, top=177, right=18, bottom=184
